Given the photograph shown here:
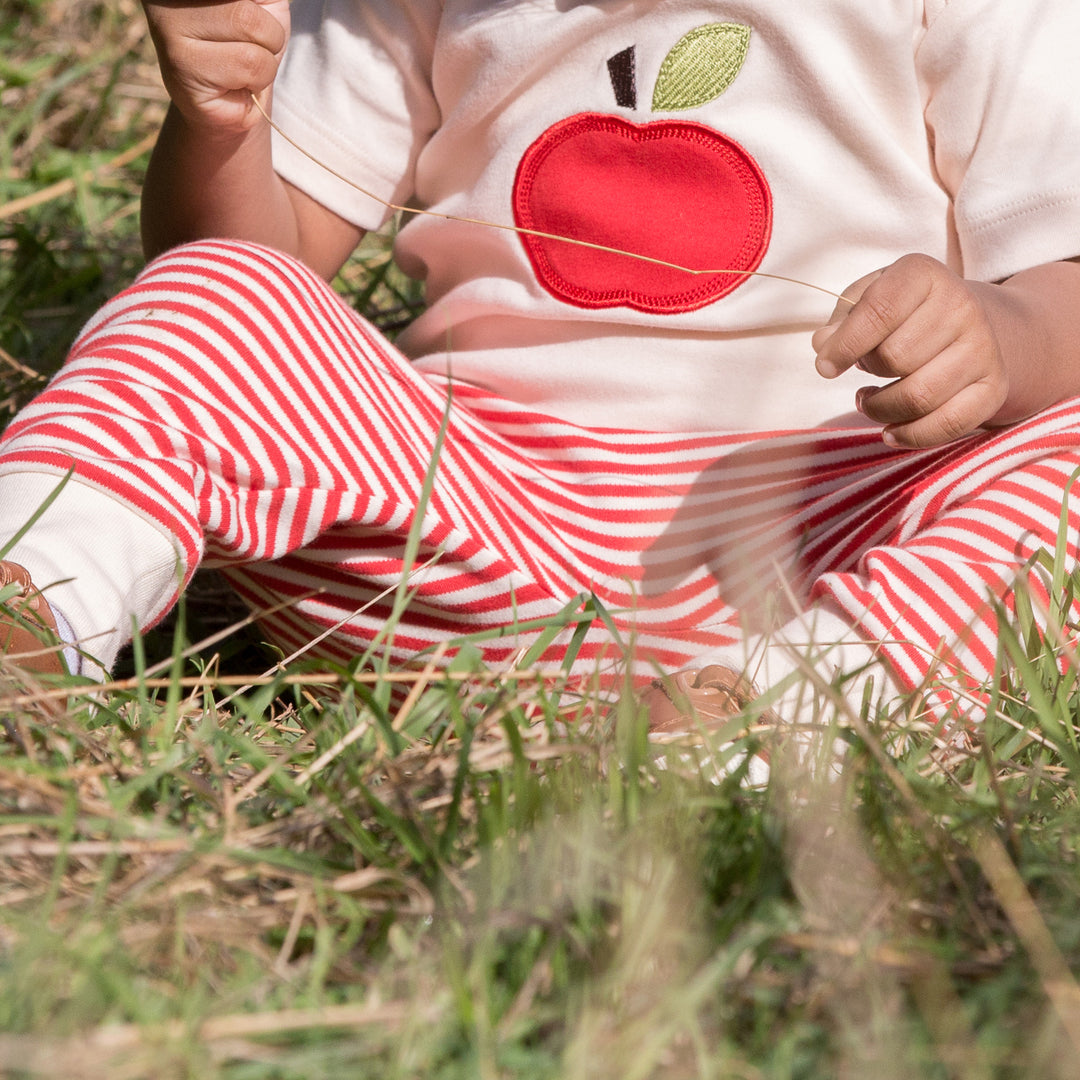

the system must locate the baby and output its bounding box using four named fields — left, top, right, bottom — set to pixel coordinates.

left=3, top=0, right=1080, bottom=730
